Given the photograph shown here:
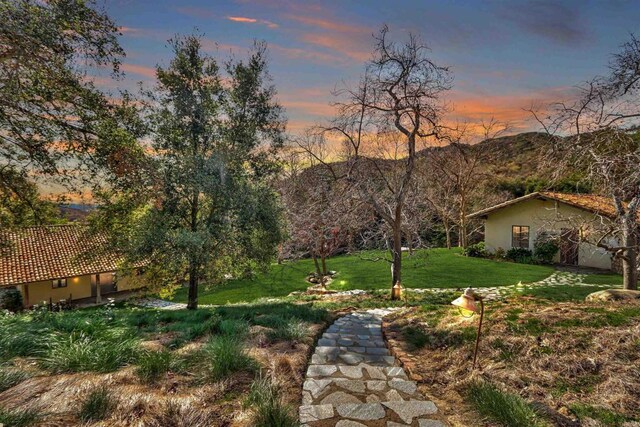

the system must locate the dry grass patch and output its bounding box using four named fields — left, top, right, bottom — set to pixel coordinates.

left=384, top=298, right=640, bottom=427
